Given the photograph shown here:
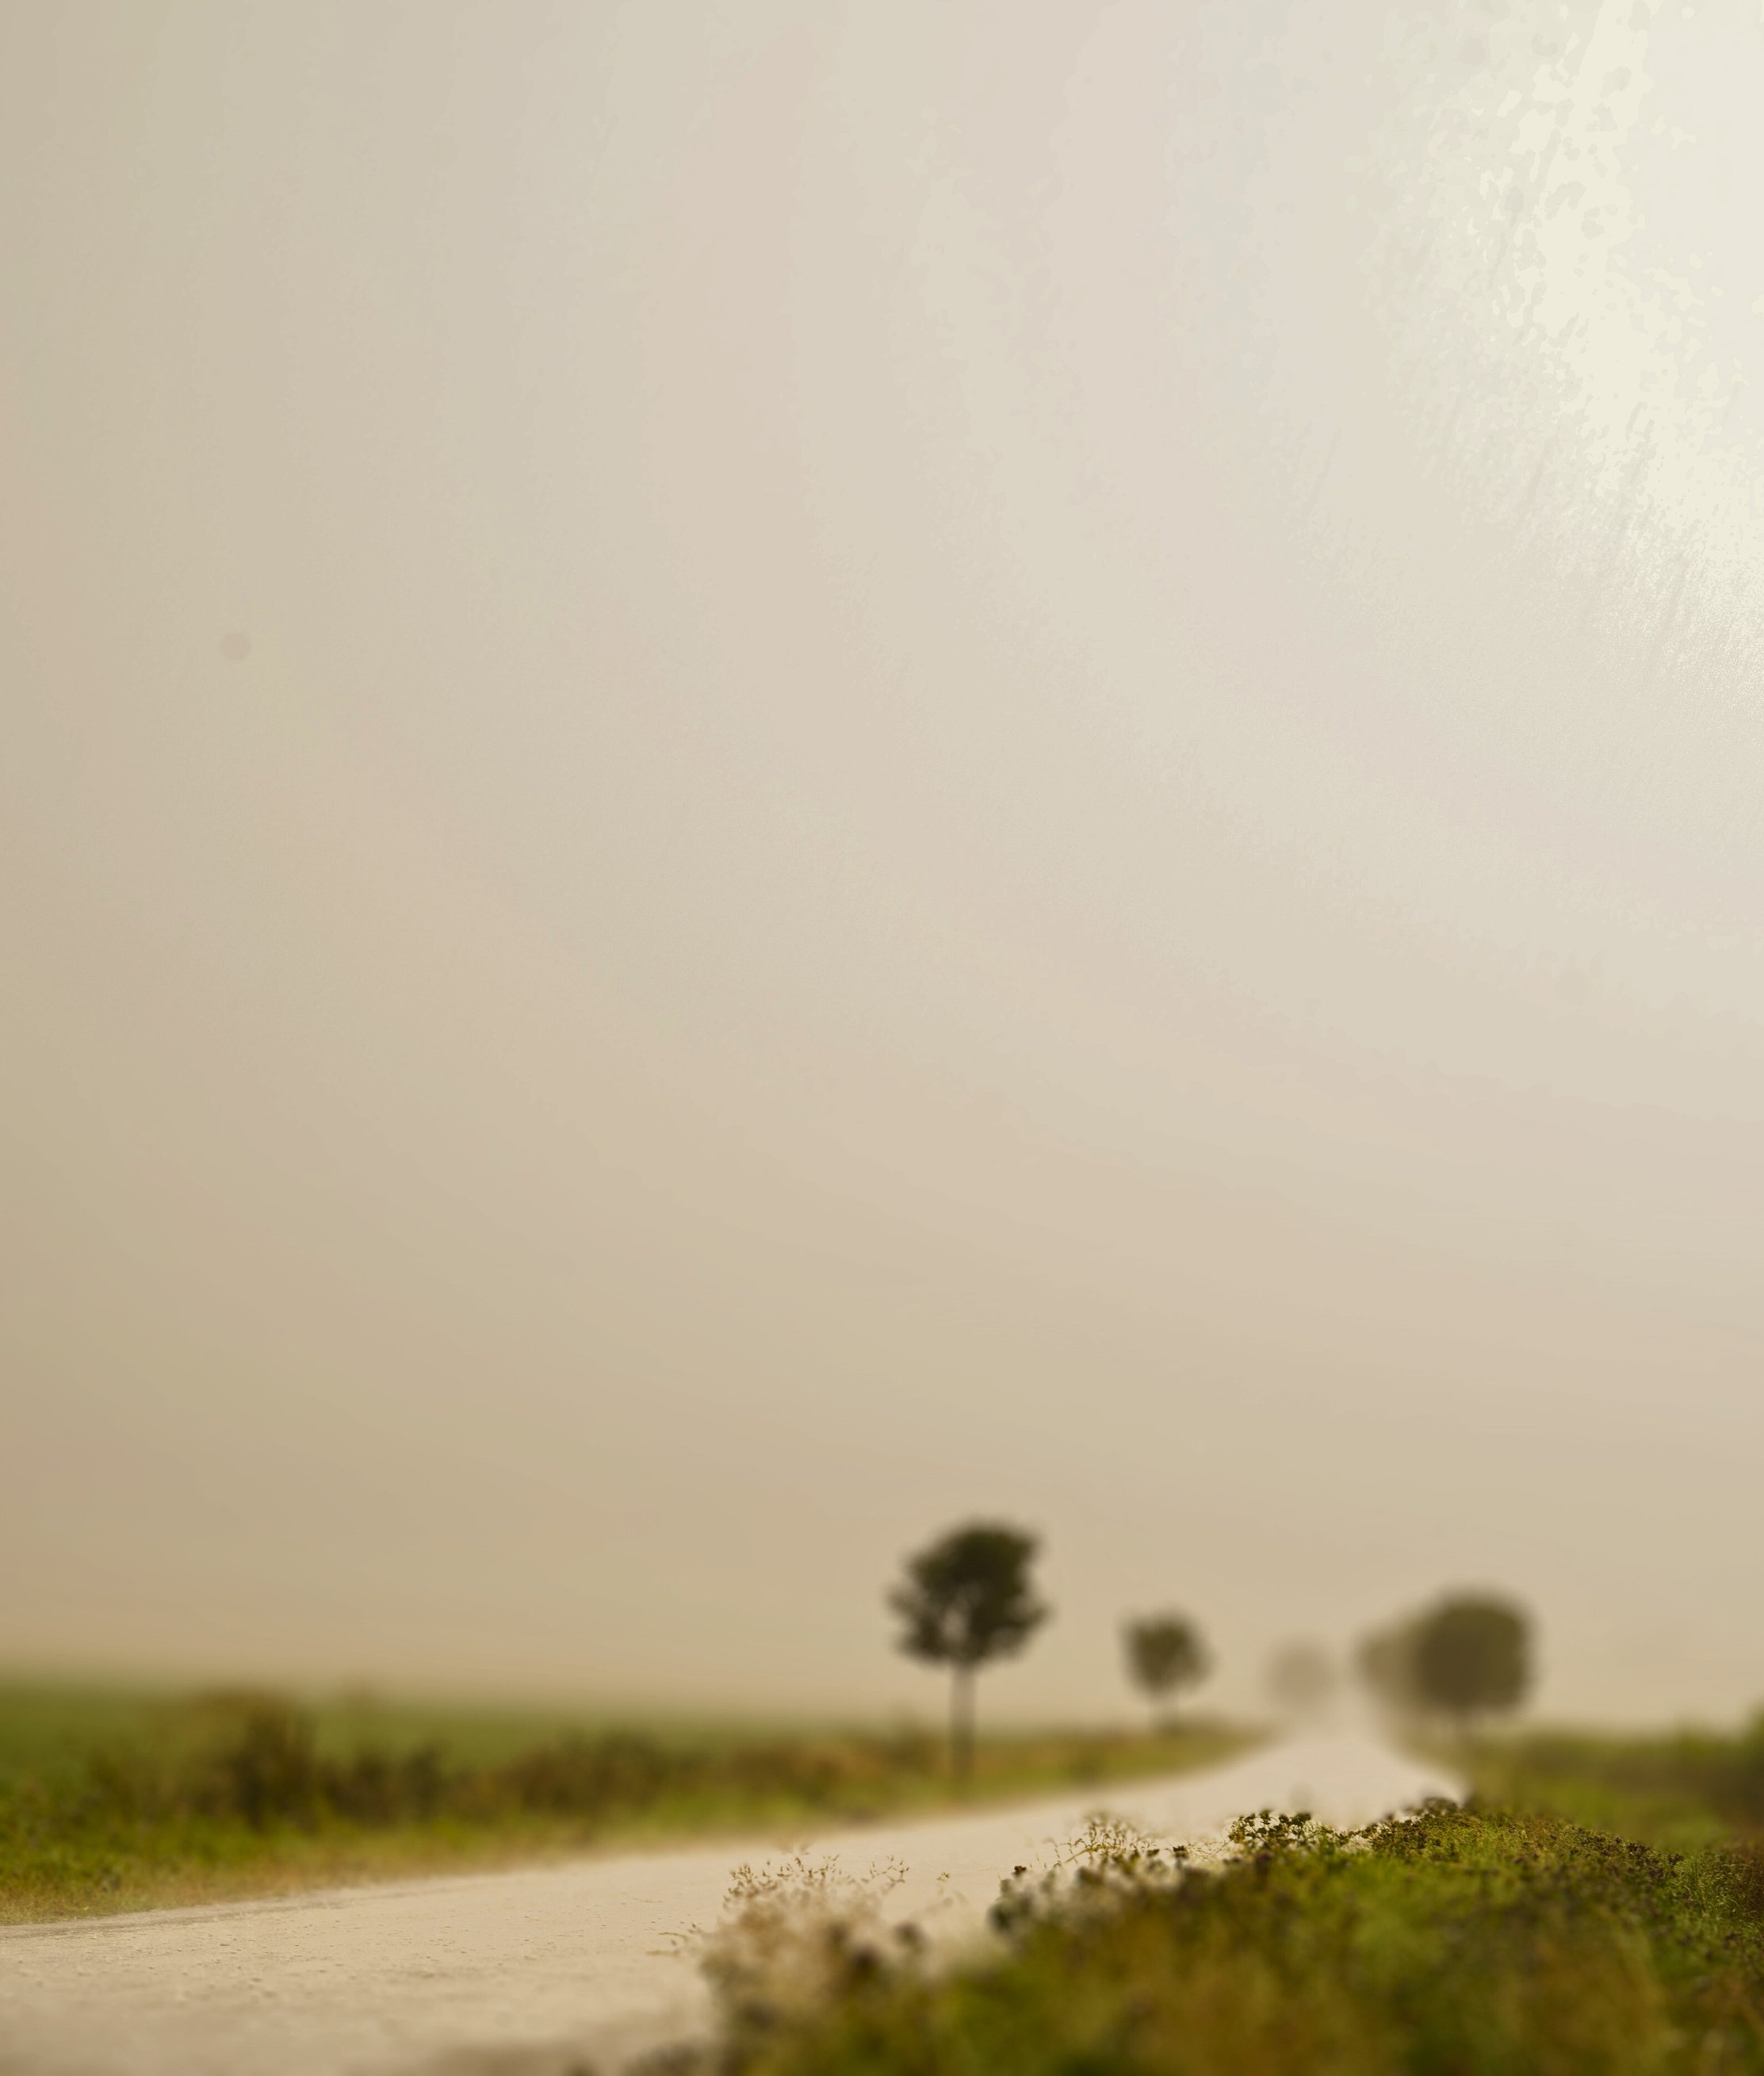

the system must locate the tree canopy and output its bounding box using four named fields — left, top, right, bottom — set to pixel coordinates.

left=1412, top=1595, right=1530, bottom=1725
left=1360, top=1593, right=1532, bottom=1731
left=888, top=1522, right=1049, bottom=1779
left=1122, top=1614, right=1209, bottom=1720
left=890, top=1523, right=1049, bottom=1672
